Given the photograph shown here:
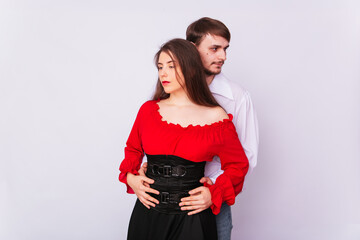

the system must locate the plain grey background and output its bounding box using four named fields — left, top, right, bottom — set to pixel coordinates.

left=1, top=0, right=359, bottom=239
